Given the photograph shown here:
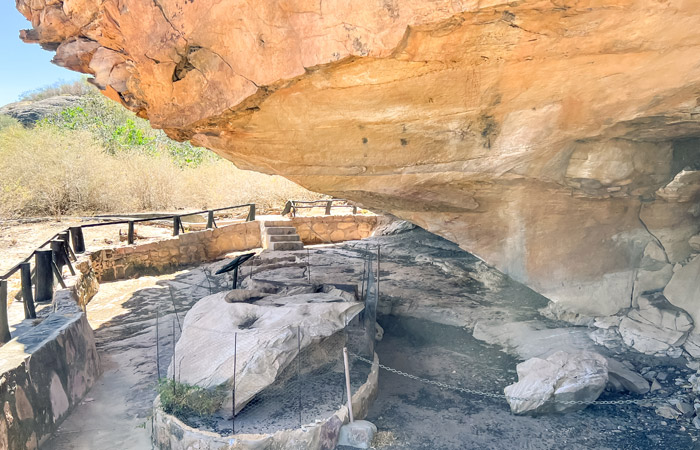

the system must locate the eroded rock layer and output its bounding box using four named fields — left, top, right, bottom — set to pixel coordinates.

left=17, top=0, right=700, bottom=316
